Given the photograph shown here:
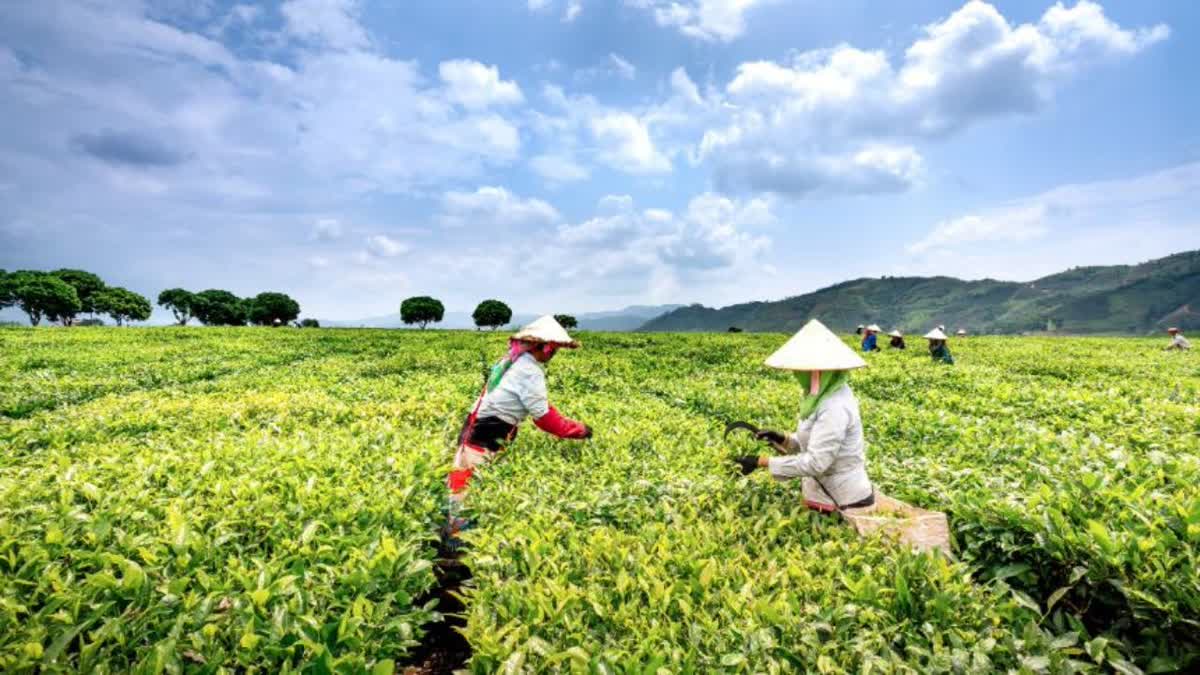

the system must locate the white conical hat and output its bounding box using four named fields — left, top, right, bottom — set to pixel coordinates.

left=924, top=328, right=948, bottom=340
left=888, top=329, right=903, bottom=338
left=765, top=319, right=868, bottom=371
left=513, top=315, right=579, bottom=347
left=956, top=329, right=967, bottom=336
left=866, top=324, right=882, bottom=333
